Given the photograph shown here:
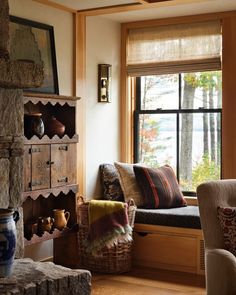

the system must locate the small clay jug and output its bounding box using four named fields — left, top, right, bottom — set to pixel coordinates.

left=47, top=116, right=65, bottom=138
left=53, top=209, right=70, bottom=230
left=37, top=217, right=54, bottom=233
left=24, top=113, right=44, bottom=139
left=24, top=220, right=38, bottom=240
